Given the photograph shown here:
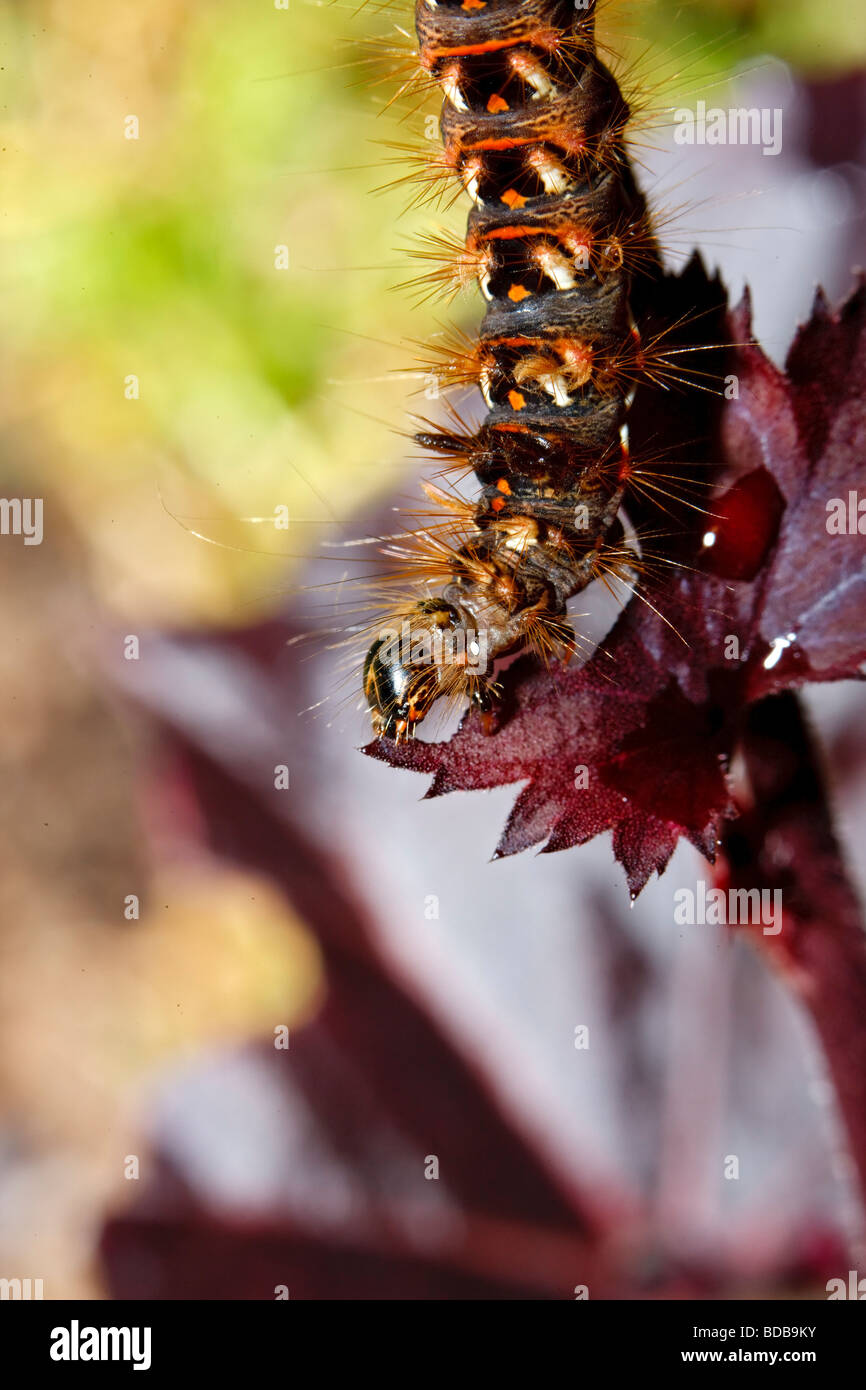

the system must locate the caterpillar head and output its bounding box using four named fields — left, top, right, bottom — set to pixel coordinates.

left=363, top=598, right=490, bottom=741
left=363, top=638, right=438, bottom=741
